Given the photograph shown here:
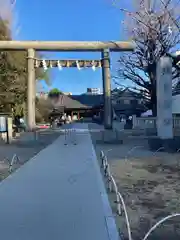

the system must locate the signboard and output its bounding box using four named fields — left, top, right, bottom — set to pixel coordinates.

left=156, top=57, right=173, bottom=139
left=0, top=116, right=7, bottom=132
